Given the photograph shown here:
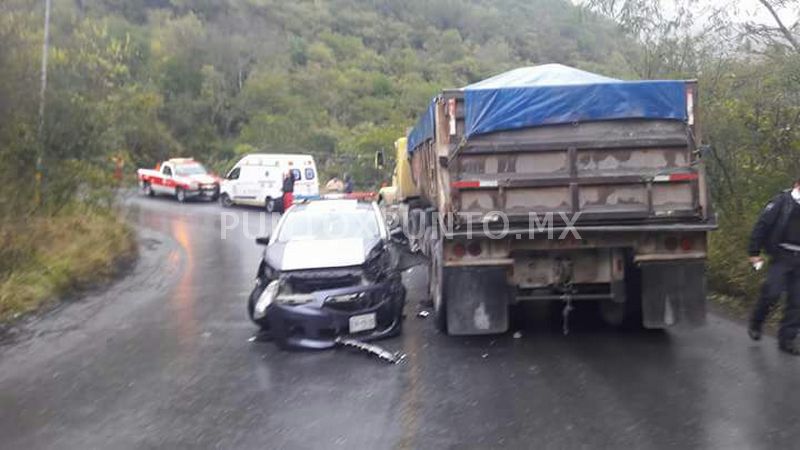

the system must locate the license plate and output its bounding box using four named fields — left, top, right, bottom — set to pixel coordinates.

left=349, top=313, right=376, bottom=333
